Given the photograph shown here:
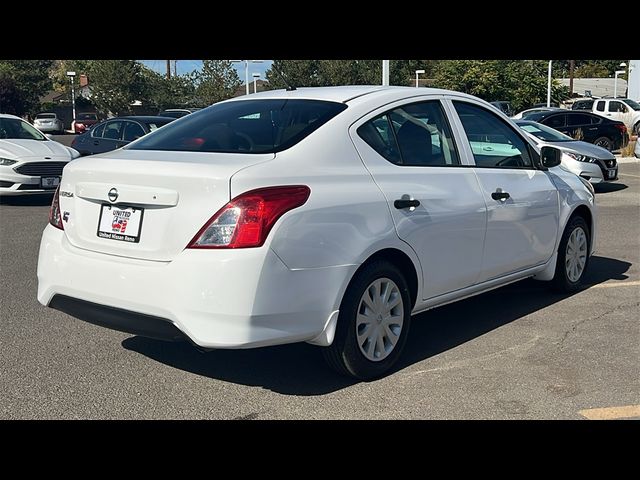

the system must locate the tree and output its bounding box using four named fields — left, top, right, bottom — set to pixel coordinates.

left=0, top=72, right=22, bottom=115
left=86, top=60, right=146, bottom=116
left=266, top=60, right=441, bottom=89
left=141, top=67, right=198, bottom=110
left=0, top=60, right=54, bottom=116
left=195, top=60, right=241, bottom=105
left=266, top=60, right=321, bottom=89
left=432, top=60, right=568, bottom=111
